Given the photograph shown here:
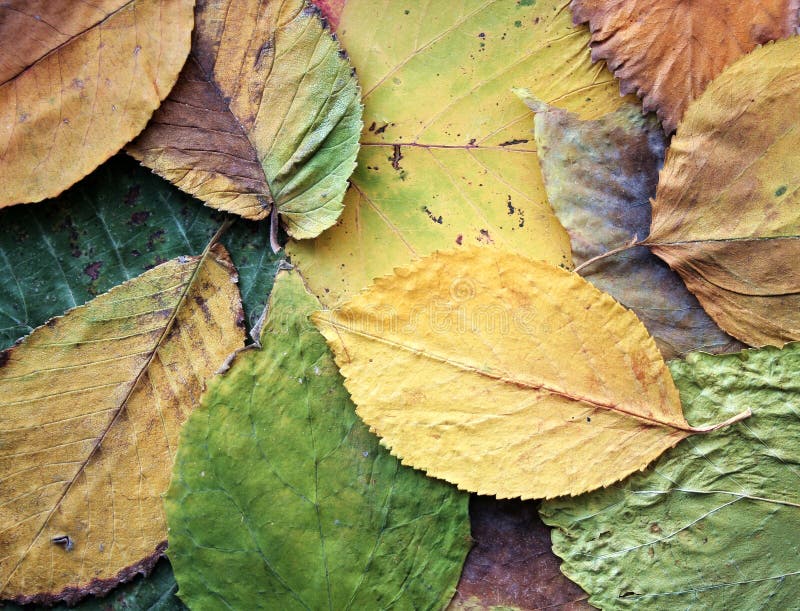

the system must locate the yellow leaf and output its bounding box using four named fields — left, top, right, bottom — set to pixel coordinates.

left=287, top=0, right=633, bottom=306
left=312, top=248, right=749, bottom=499
left=647, top=37, right=800, bottom=347
left=0, top=0, right=194, bottom=206
left=0, top=244, right=244, bottom=604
